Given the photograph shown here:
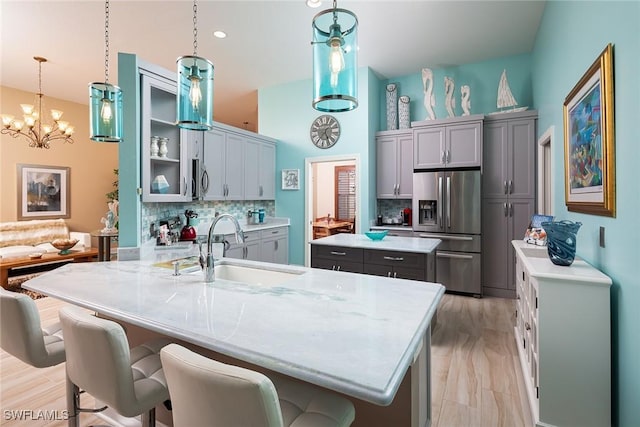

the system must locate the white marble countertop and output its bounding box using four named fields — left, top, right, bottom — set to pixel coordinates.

left=197, top=217, right=290, bottom=236
left=512, top=240, right=612, bottom=286
left=310, top=234, right=441, bottom=254
left=24, top=256, right=444, bottom=405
